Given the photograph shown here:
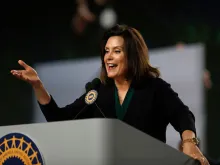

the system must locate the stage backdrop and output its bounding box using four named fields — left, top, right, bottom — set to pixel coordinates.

left=32, top=44, right=206, bottom=152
